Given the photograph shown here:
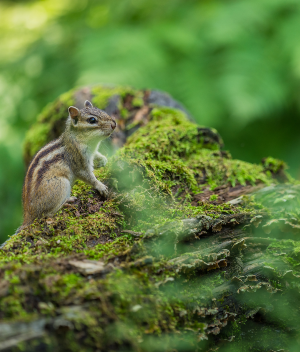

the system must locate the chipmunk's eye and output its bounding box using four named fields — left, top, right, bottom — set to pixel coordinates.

left=88, top=117, right=97, bottom=124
